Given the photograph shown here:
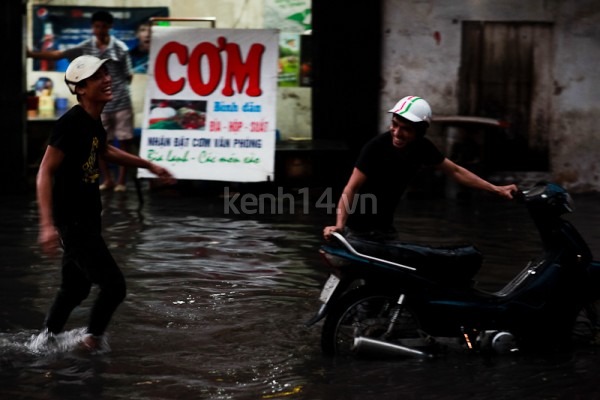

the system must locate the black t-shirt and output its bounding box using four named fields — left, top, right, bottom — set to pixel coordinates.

left=49, top=105, right=107, bottom=229
left=346, top=131, right=445, bottom=232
